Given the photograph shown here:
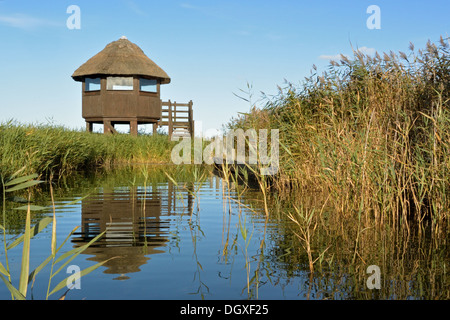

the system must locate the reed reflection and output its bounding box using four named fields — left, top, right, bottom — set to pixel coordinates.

left=71, top=180, right=194, bottom=278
